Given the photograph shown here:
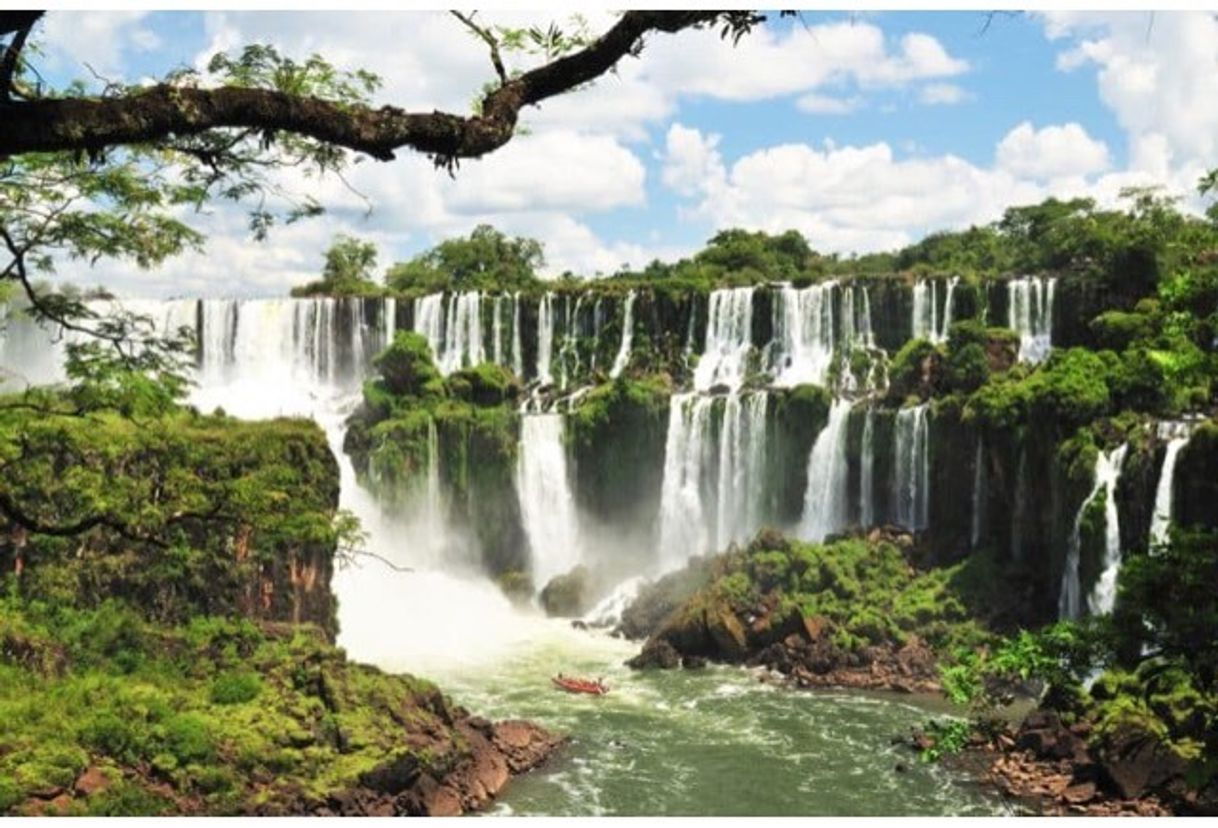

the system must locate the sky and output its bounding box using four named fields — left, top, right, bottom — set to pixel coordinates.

left=28, top=9, right=1218, bottom=298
